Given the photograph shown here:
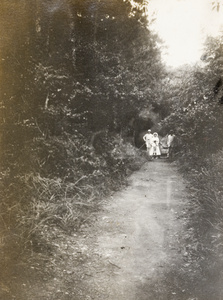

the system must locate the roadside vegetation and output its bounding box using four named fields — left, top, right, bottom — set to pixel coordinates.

left=0, top=0, right=158, bottom=295
left=160, top=35, right=223, bottom=289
